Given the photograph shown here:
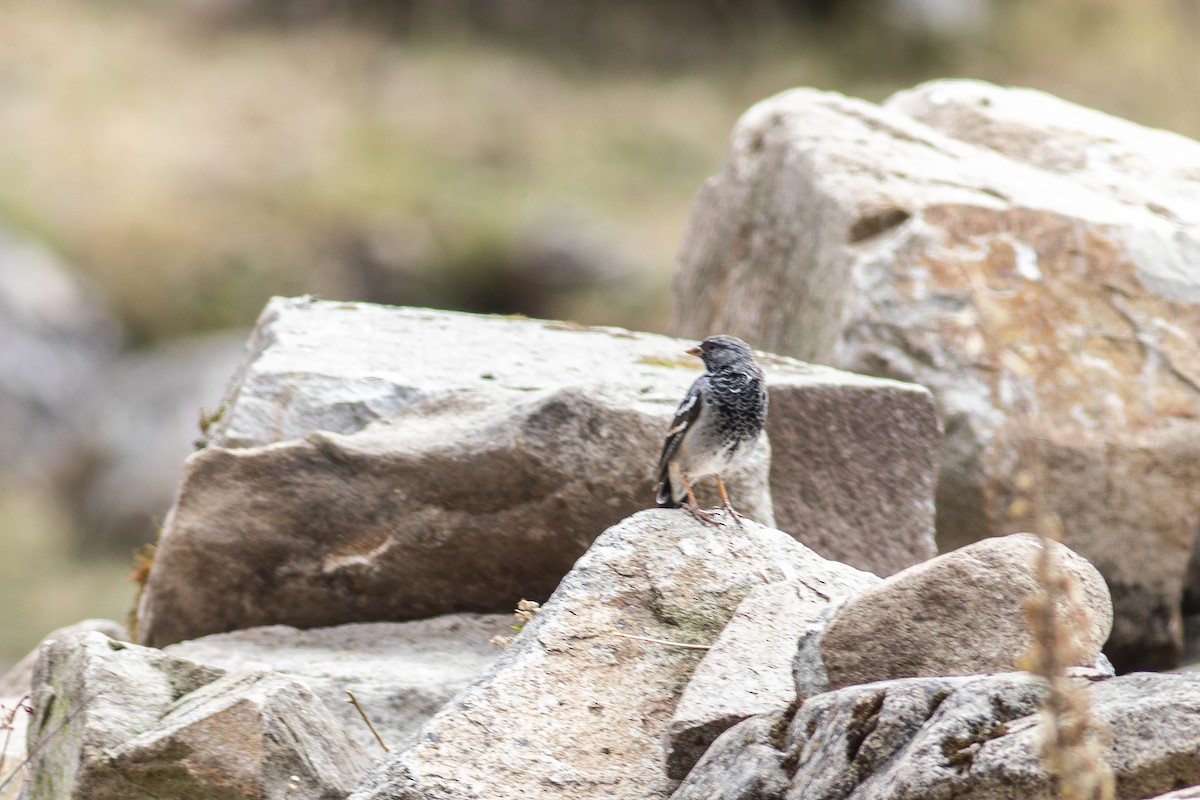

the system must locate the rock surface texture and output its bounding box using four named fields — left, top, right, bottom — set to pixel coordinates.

left=666, top=573, right=880, bottom=779
left=672, top=78, right=1200, bottom=670
left=25, top=631, right=370, bottom=800
left=796, top=533, right=1112, bottom=694
left=671, top=671, right=1200, bottom=800
left=165, top=614, right=512, bottom=753
left=350, top=509, right=874, bottom=800
left=136, top=298, right=938, bottom=647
